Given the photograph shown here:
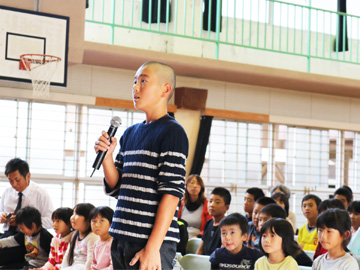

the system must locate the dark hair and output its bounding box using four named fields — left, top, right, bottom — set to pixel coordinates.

left=90, top=206, right=114, bottom=224
left=317, top=209, right=351, bottom=251
left=318, top=199, right=345, bottom=214
left=246, top=188, right=265, bottom=202
left=334, top=187, right=352, bottom=204
left=271, top=192, right=289, bottom=217
left=260, top=204, right=287, bottom=219
left=348, top=201, right=360, bottom=214
left=341, top=185, right=353, bottom=196
left=301, top=194, right=321, bottom=207
left=256, top=197, right=276, bottom=207
left=219, top=213, right=248, bottom=235
left=15, top=206, right=41, bottom=229
left=184, top=174, right=206, bottom=208
left=68, top=203, right=95, bottom=265
left=52, top=207, right=73, bottom=227
left=5, top=158, right=29, bottom=179
left=270, top=184, right=291, bottom=200
left=211, top=187, right=231, bottom=206
left=259, top=218, right=301, bottom=257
